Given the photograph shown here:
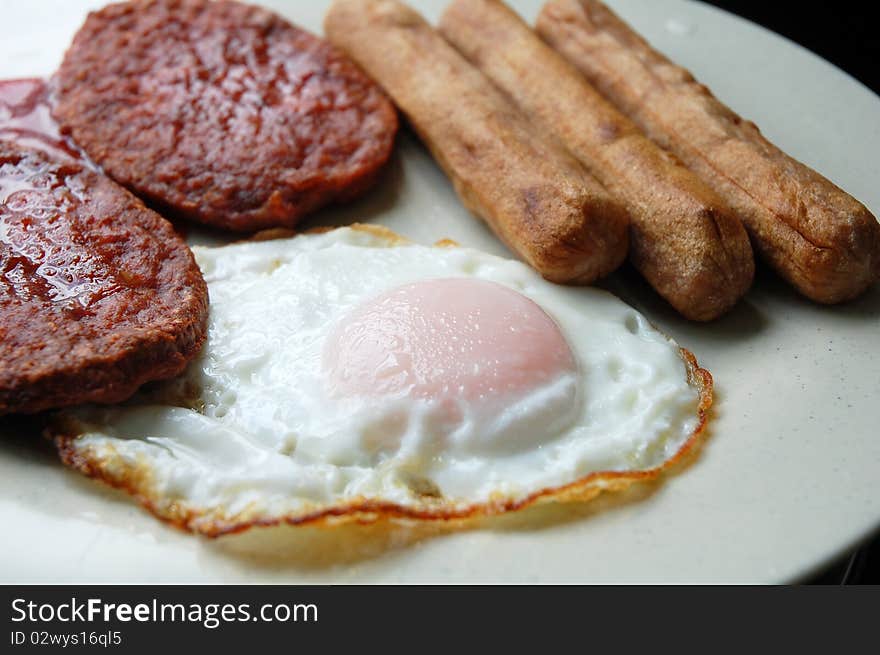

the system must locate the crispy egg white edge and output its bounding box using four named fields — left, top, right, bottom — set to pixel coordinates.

left=49, top=224, right=713, bottom=537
